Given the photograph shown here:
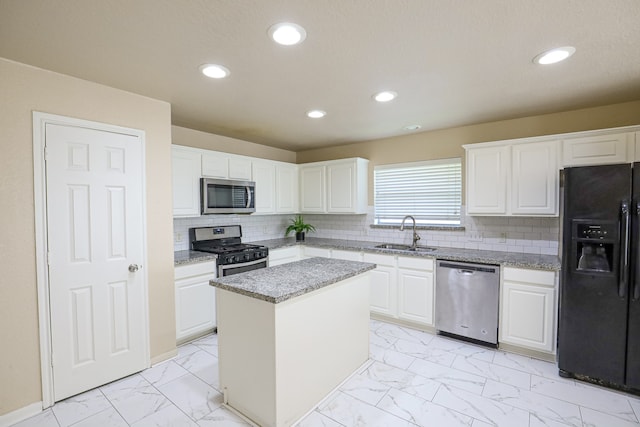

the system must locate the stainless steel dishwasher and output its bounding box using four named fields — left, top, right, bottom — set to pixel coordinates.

left=435, top=260, right=500, bottom=345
